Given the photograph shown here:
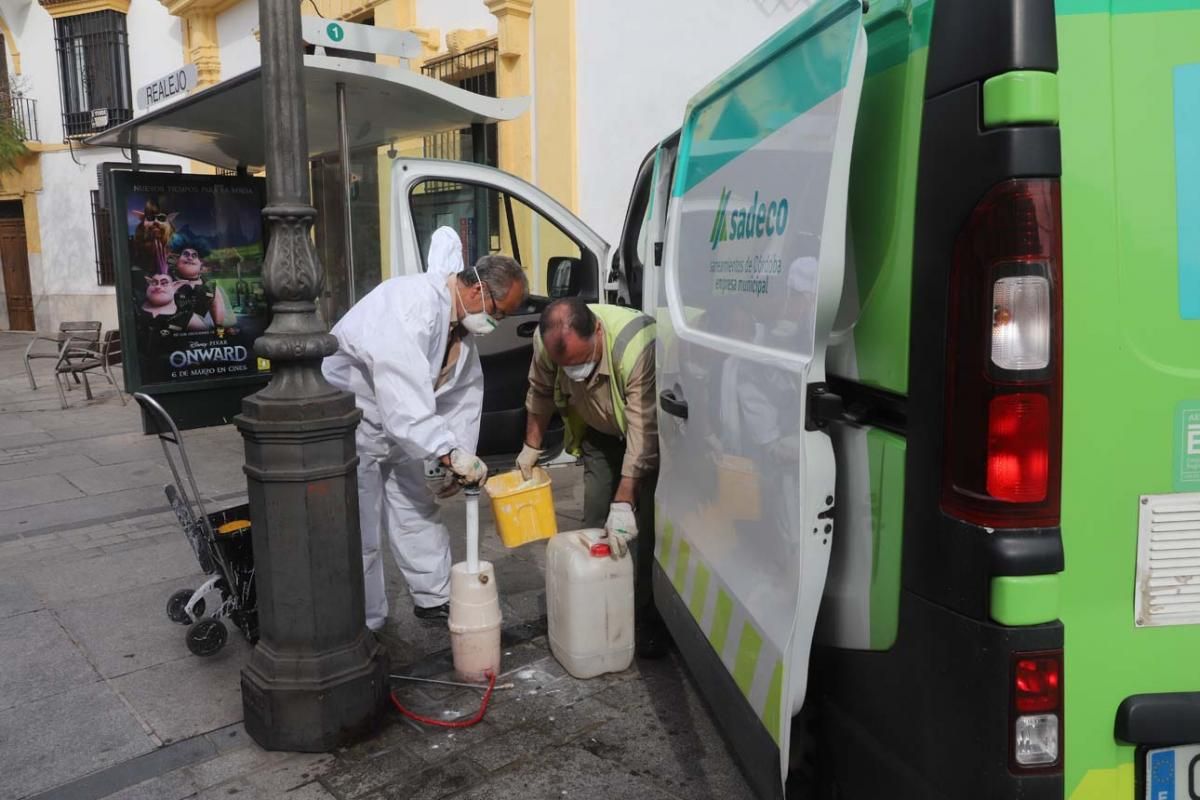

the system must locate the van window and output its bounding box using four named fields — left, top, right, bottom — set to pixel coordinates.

left=410, top=179, right=582, bottom=297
